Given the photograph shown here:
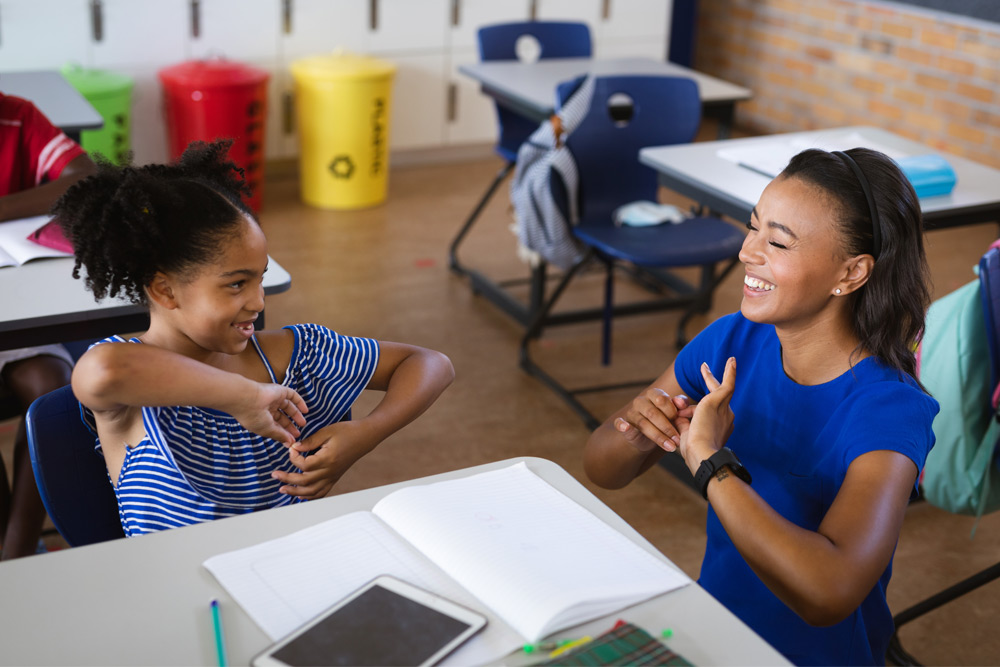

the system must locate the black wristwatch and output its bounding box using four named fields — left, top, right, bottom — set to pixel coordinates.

left=694, top=447, right=751, bottom=500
